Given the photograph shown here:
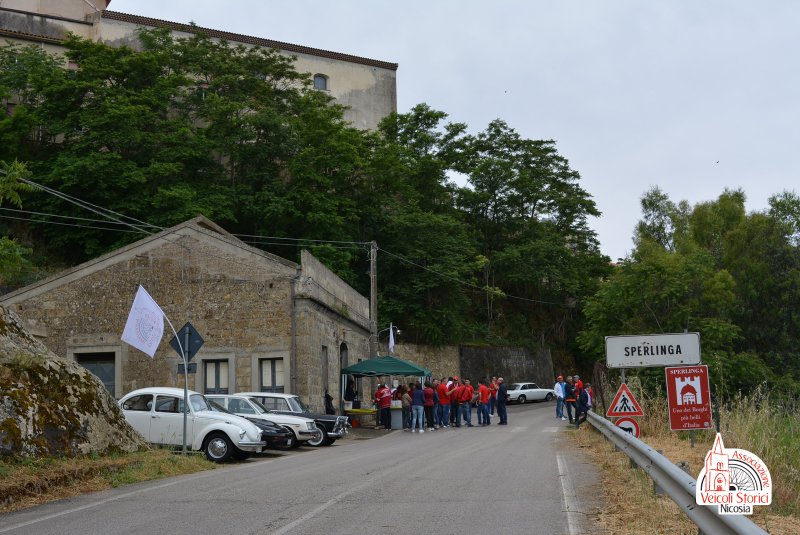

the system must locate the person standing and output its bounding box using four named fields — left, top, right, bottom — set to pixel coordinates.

left=423, top=381, right=436, bottom=431
left=488, top=377, right=498, bottom=416
left=436, top=378, right=451, bottom=429
left=477, top=379, right=491, bottom=426
left=432, top=378, right=441, bottom=428
left=496, top=377, right=508, bottom=425
left=411, top=381, right=425, bottom=432
left=564, top=376, right=576, bottom=424
left=459, top=379, right=475, bottom=427
left=400, top=385, right=412, bottom=431
left=375, top=382, right=393, bottom=430
left=449, top=376, right=460, bottom=426
left=575, top=385, right=589, bottom=429
left=553, top=376, right=566, bottom=421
